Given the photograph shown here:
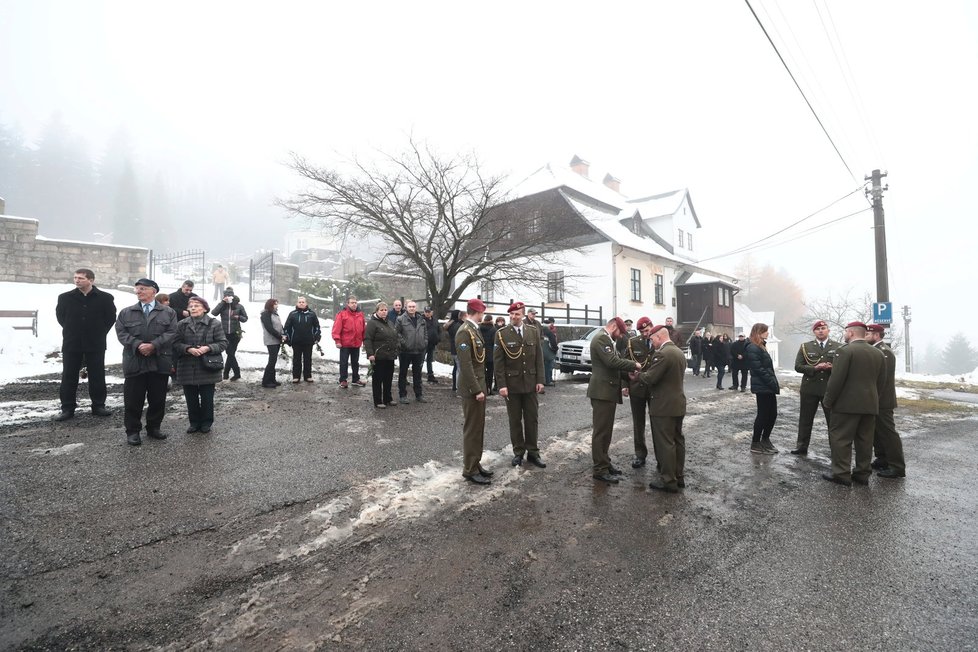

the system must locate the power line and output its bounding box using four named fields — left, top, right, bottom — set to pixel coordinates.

left=744, top=0, right=857, bottom=182
left=697, top=185, right=865, bottom=263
